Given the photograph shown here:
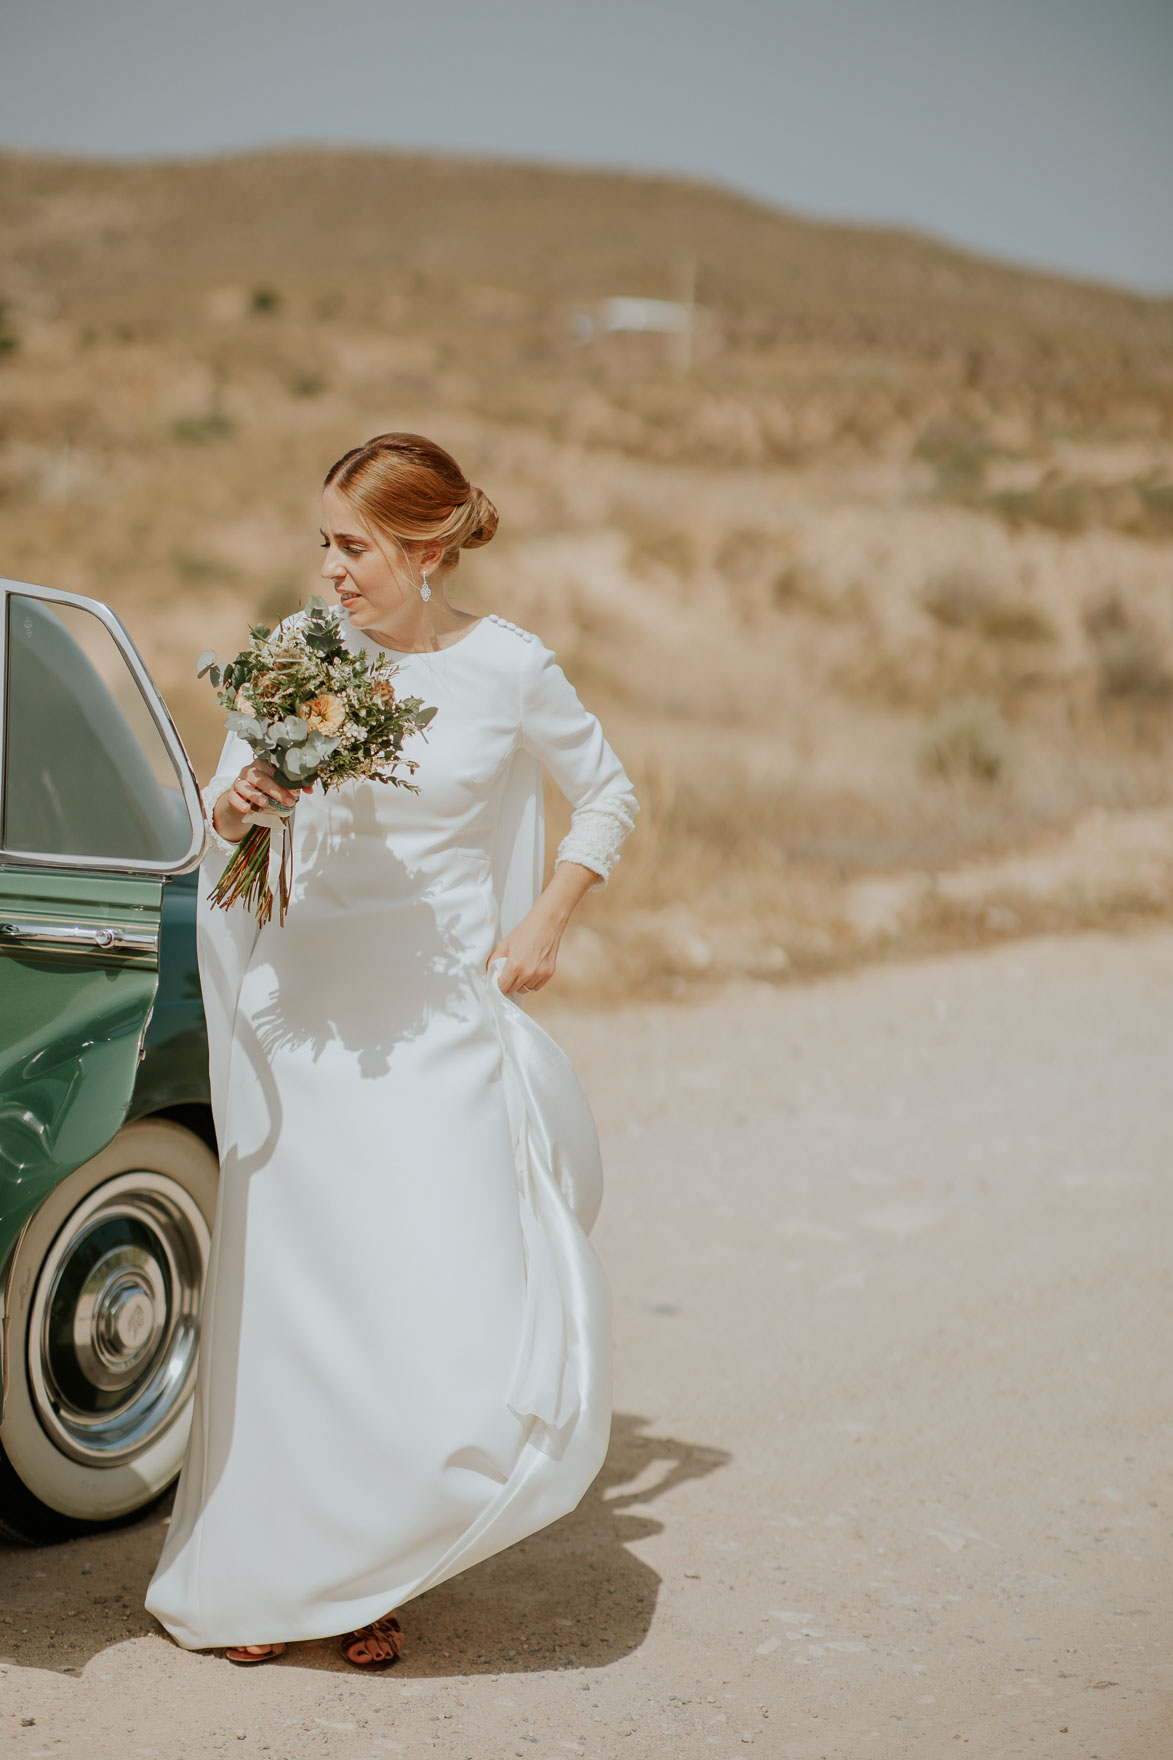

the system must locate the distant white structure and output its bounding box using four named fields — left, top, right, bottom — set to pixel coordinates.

left=572, top=258, right=701, bottom=373
left=594, top=297, right=694, bottom=336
